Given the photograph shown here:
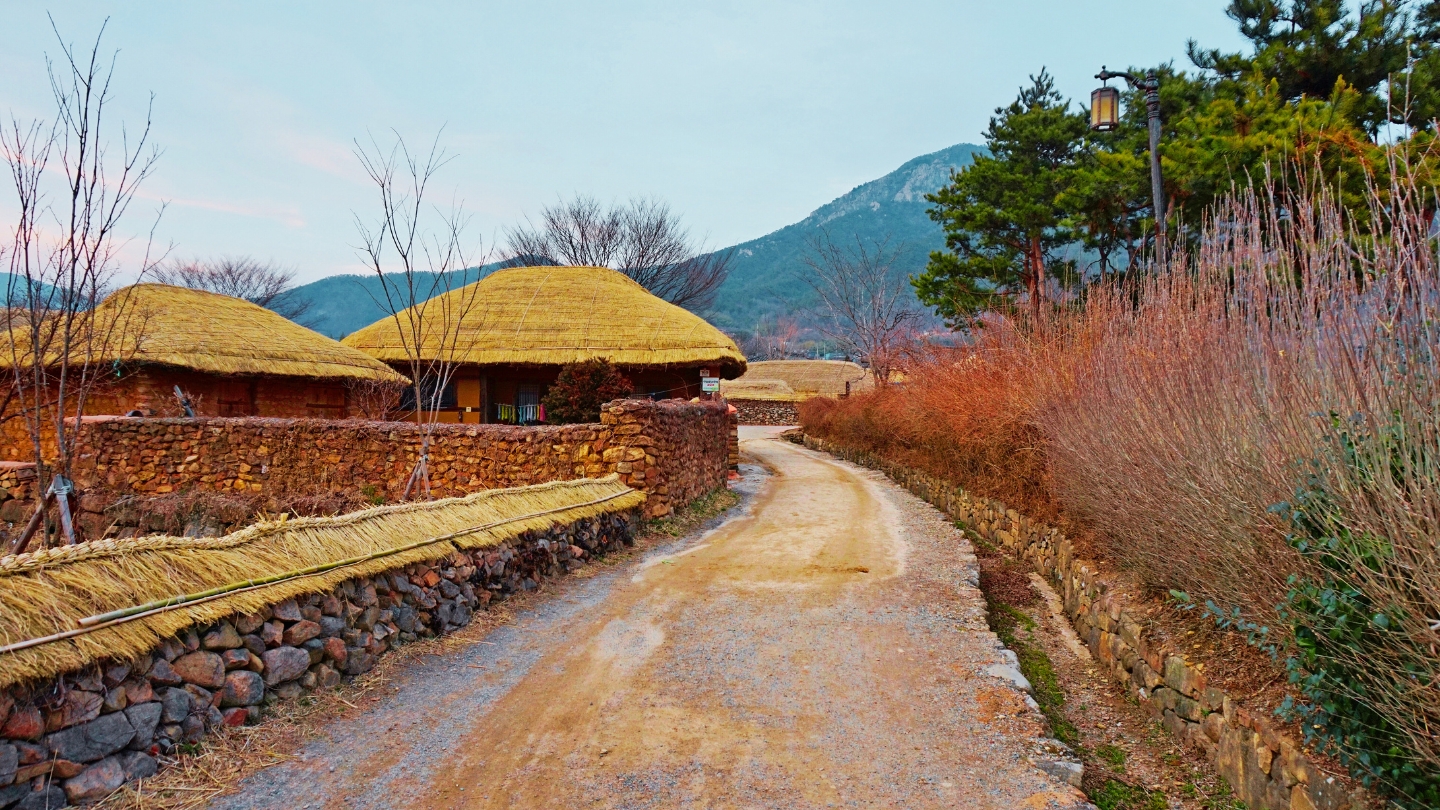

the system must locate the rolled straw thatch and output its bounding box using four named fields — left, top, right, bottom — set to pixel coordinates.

left=1, top=284, right=408, bottom=383
left=726, top=360, right=872, bottom=399
left=341, top=266, right=746, bottom=377
left=0, top=476, right=643, bottom=688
